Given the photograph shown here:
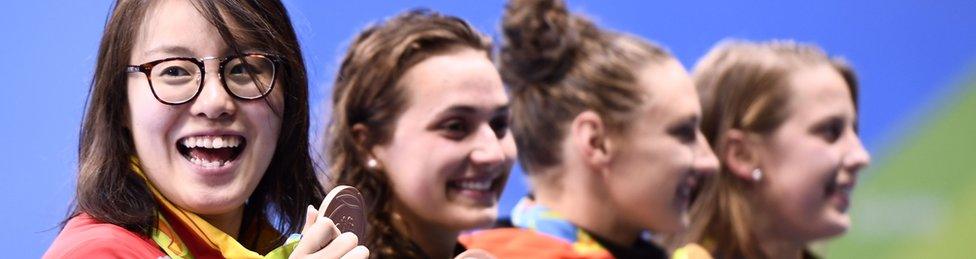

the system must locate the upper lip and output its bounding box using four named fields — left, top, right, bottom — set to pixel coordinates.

left=826, top=170, right=858, bottom=196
